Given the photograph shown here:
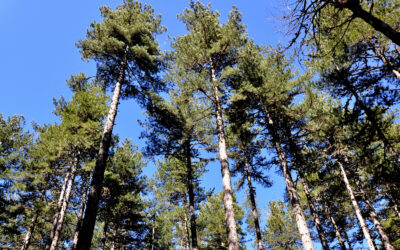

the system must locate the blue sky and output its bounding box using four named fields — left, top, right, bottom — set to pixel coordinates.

left=0, top=0, right=304, bottom=247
